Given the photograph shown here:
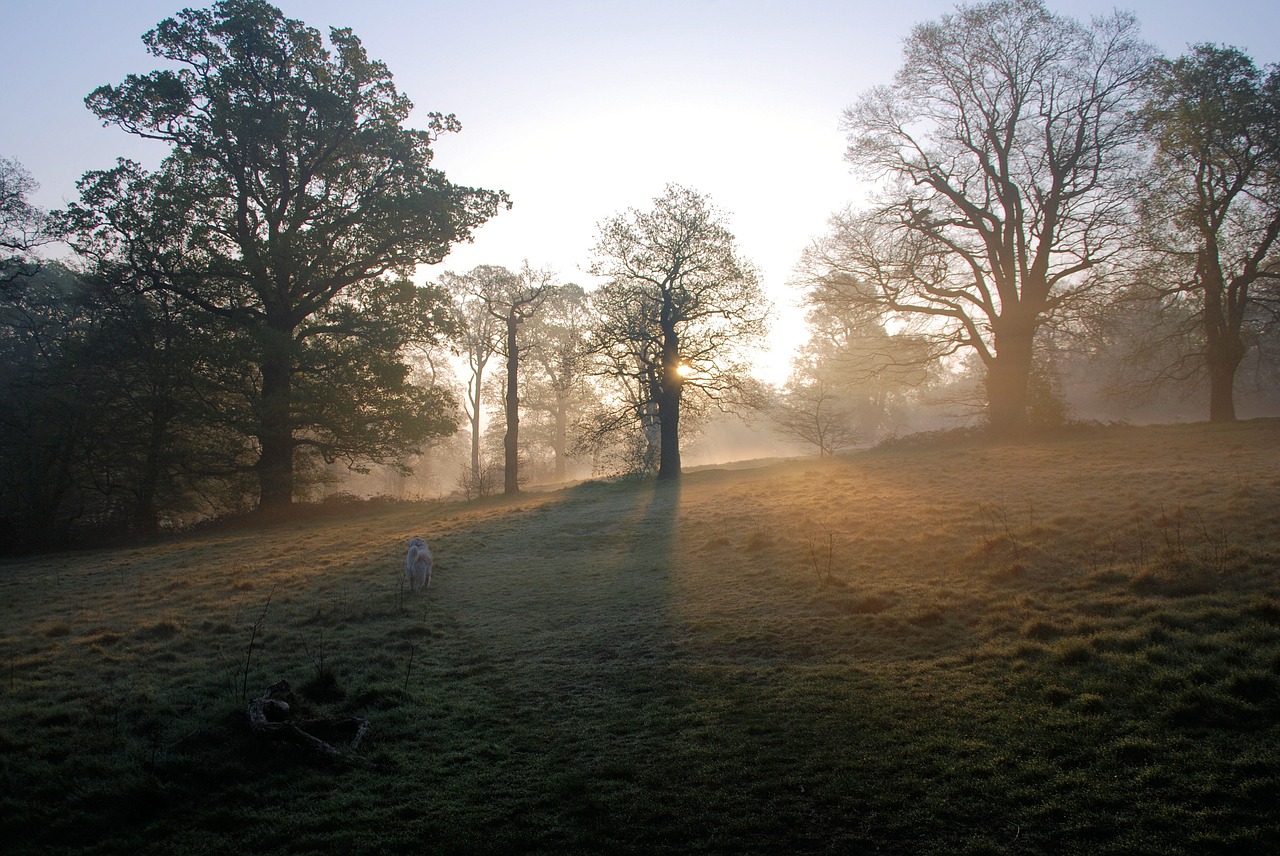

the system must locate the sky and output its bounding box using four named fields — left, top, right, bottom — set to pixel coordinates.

left=3, top=0, right=1278, bottom=381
